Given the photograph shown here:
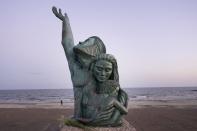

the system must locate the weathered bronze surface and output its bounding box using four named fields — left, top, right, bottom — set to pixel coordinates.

left=52, top=6, right=128, bottom=126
